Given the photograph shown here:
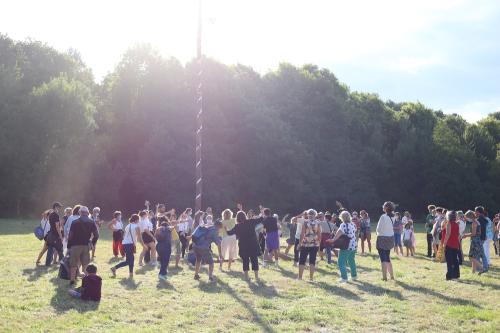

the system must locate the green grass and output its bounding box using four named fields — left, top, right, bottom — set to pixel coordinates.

left=1, top=219, right=499, bottom=332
